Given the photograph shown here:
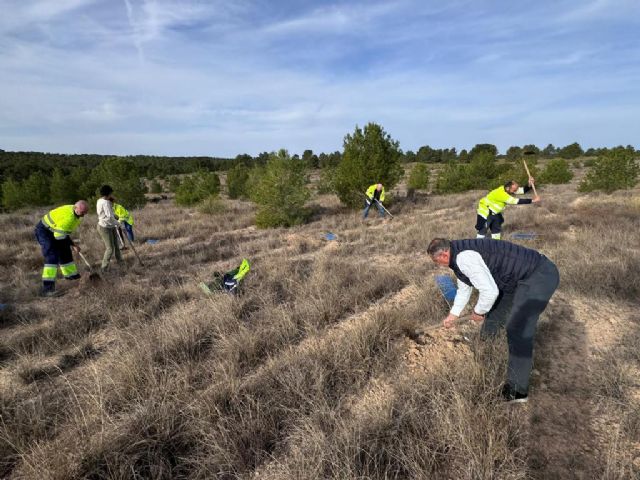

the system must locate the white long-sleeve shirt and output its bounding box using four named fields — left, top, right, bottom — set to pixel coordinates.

left=450, top=250, right=499, bottom=316
left=96, top=198, right=118, bottom=228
